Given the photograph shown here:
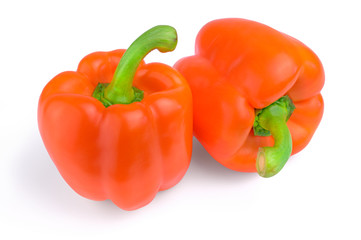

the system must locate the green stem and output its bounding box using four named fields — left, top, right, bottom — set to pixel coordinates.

left=253, top=96, right=295, bottom=178
left=93, top=25, right=177, bottom=106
